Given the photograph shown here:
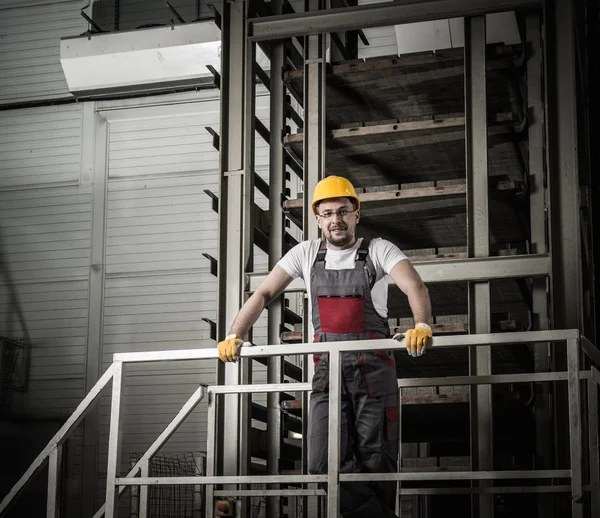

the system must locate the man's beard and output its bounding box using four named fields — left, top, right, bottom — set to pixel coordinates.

left=325, top=227, right=355, bottom=248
